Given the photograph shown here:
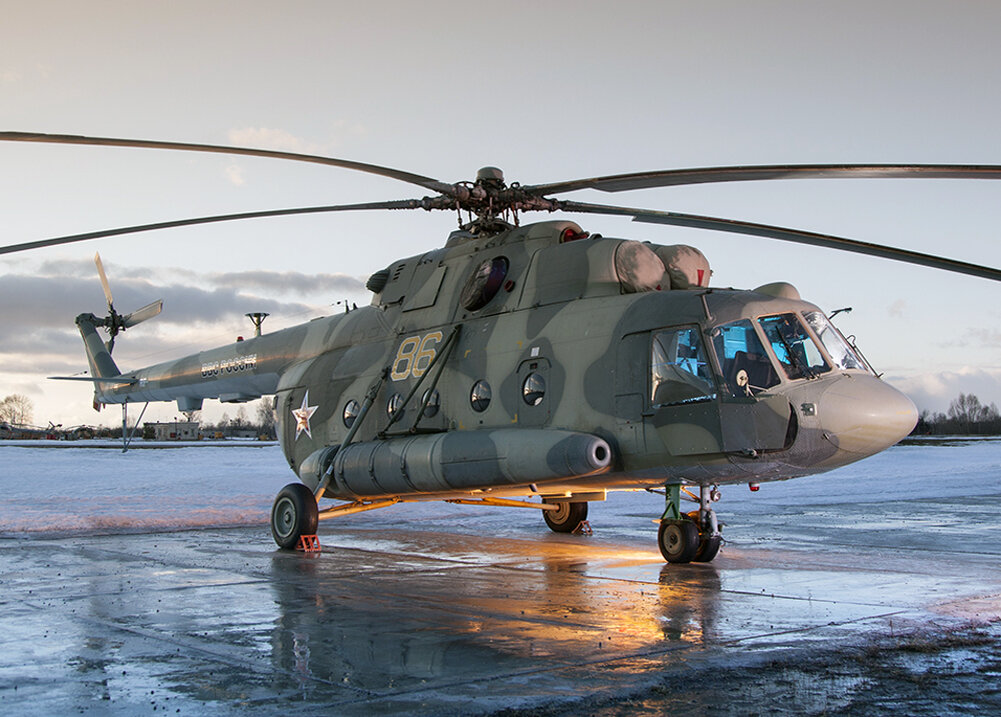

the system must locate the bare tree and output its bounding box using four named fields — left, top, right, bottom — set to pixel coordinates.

left=948, top=393, right=987, bottom=430
left=0, top=394, right=33, bottom=425
left=181, top=409, right=201, bottom=424
left=913, top=393, right=1001, bottom=436
left=255, top=397, right=275, bottom=437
